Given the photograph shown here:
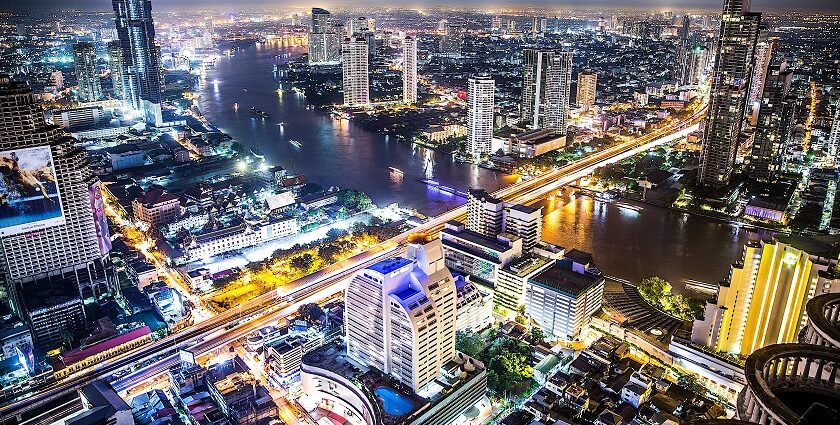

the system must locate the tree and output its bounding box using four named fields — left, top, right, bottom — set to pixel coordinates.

left=638, top=276, right=672, bottom=309
left=455, top=330, right=485, bottom=358
left=298, top=303, right=324, bottom=323
left=677, top=373, right=706, bottom=397
left=530, top=326, right=546, bottom=342
left=290, top=253, right=314, bottom=271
